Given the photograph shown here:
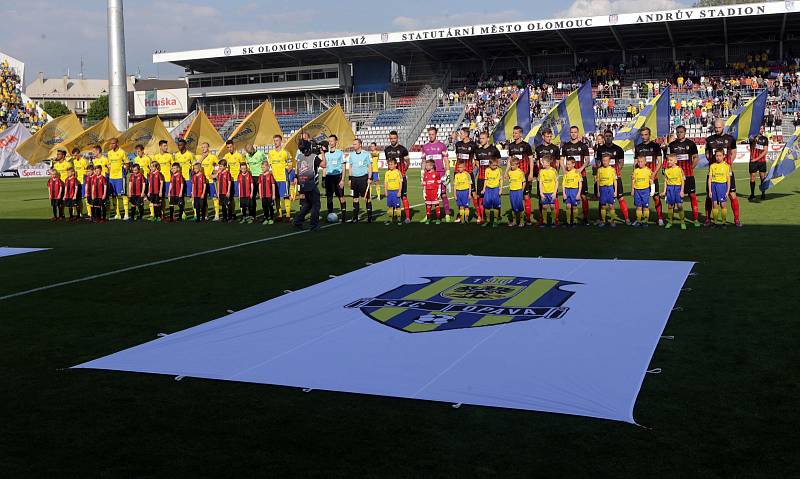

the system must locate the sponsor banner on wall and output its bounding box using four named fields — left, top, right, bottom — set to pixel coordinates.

left=133, top=89, right=188, bottom=116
